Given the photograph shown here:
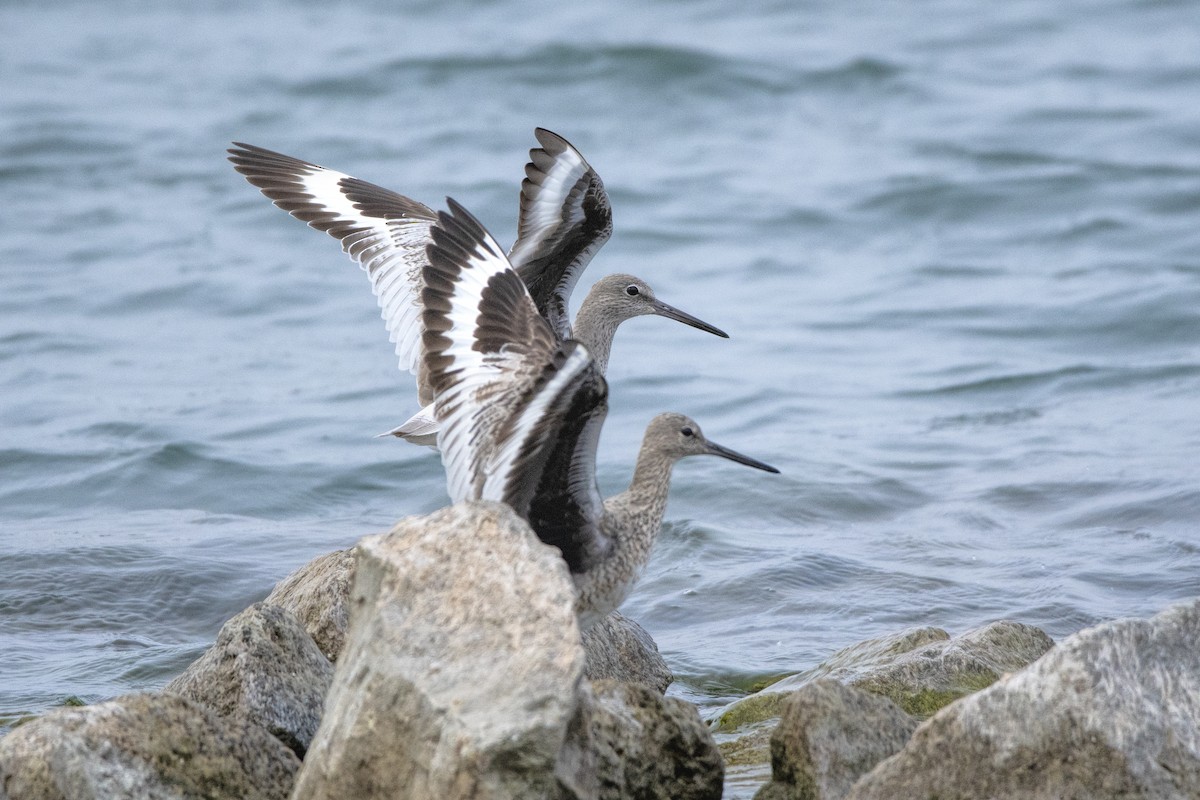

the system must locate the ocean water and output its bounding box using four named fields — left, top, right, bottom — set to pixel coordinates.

left=3, top=0, right=1199, bottom=794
